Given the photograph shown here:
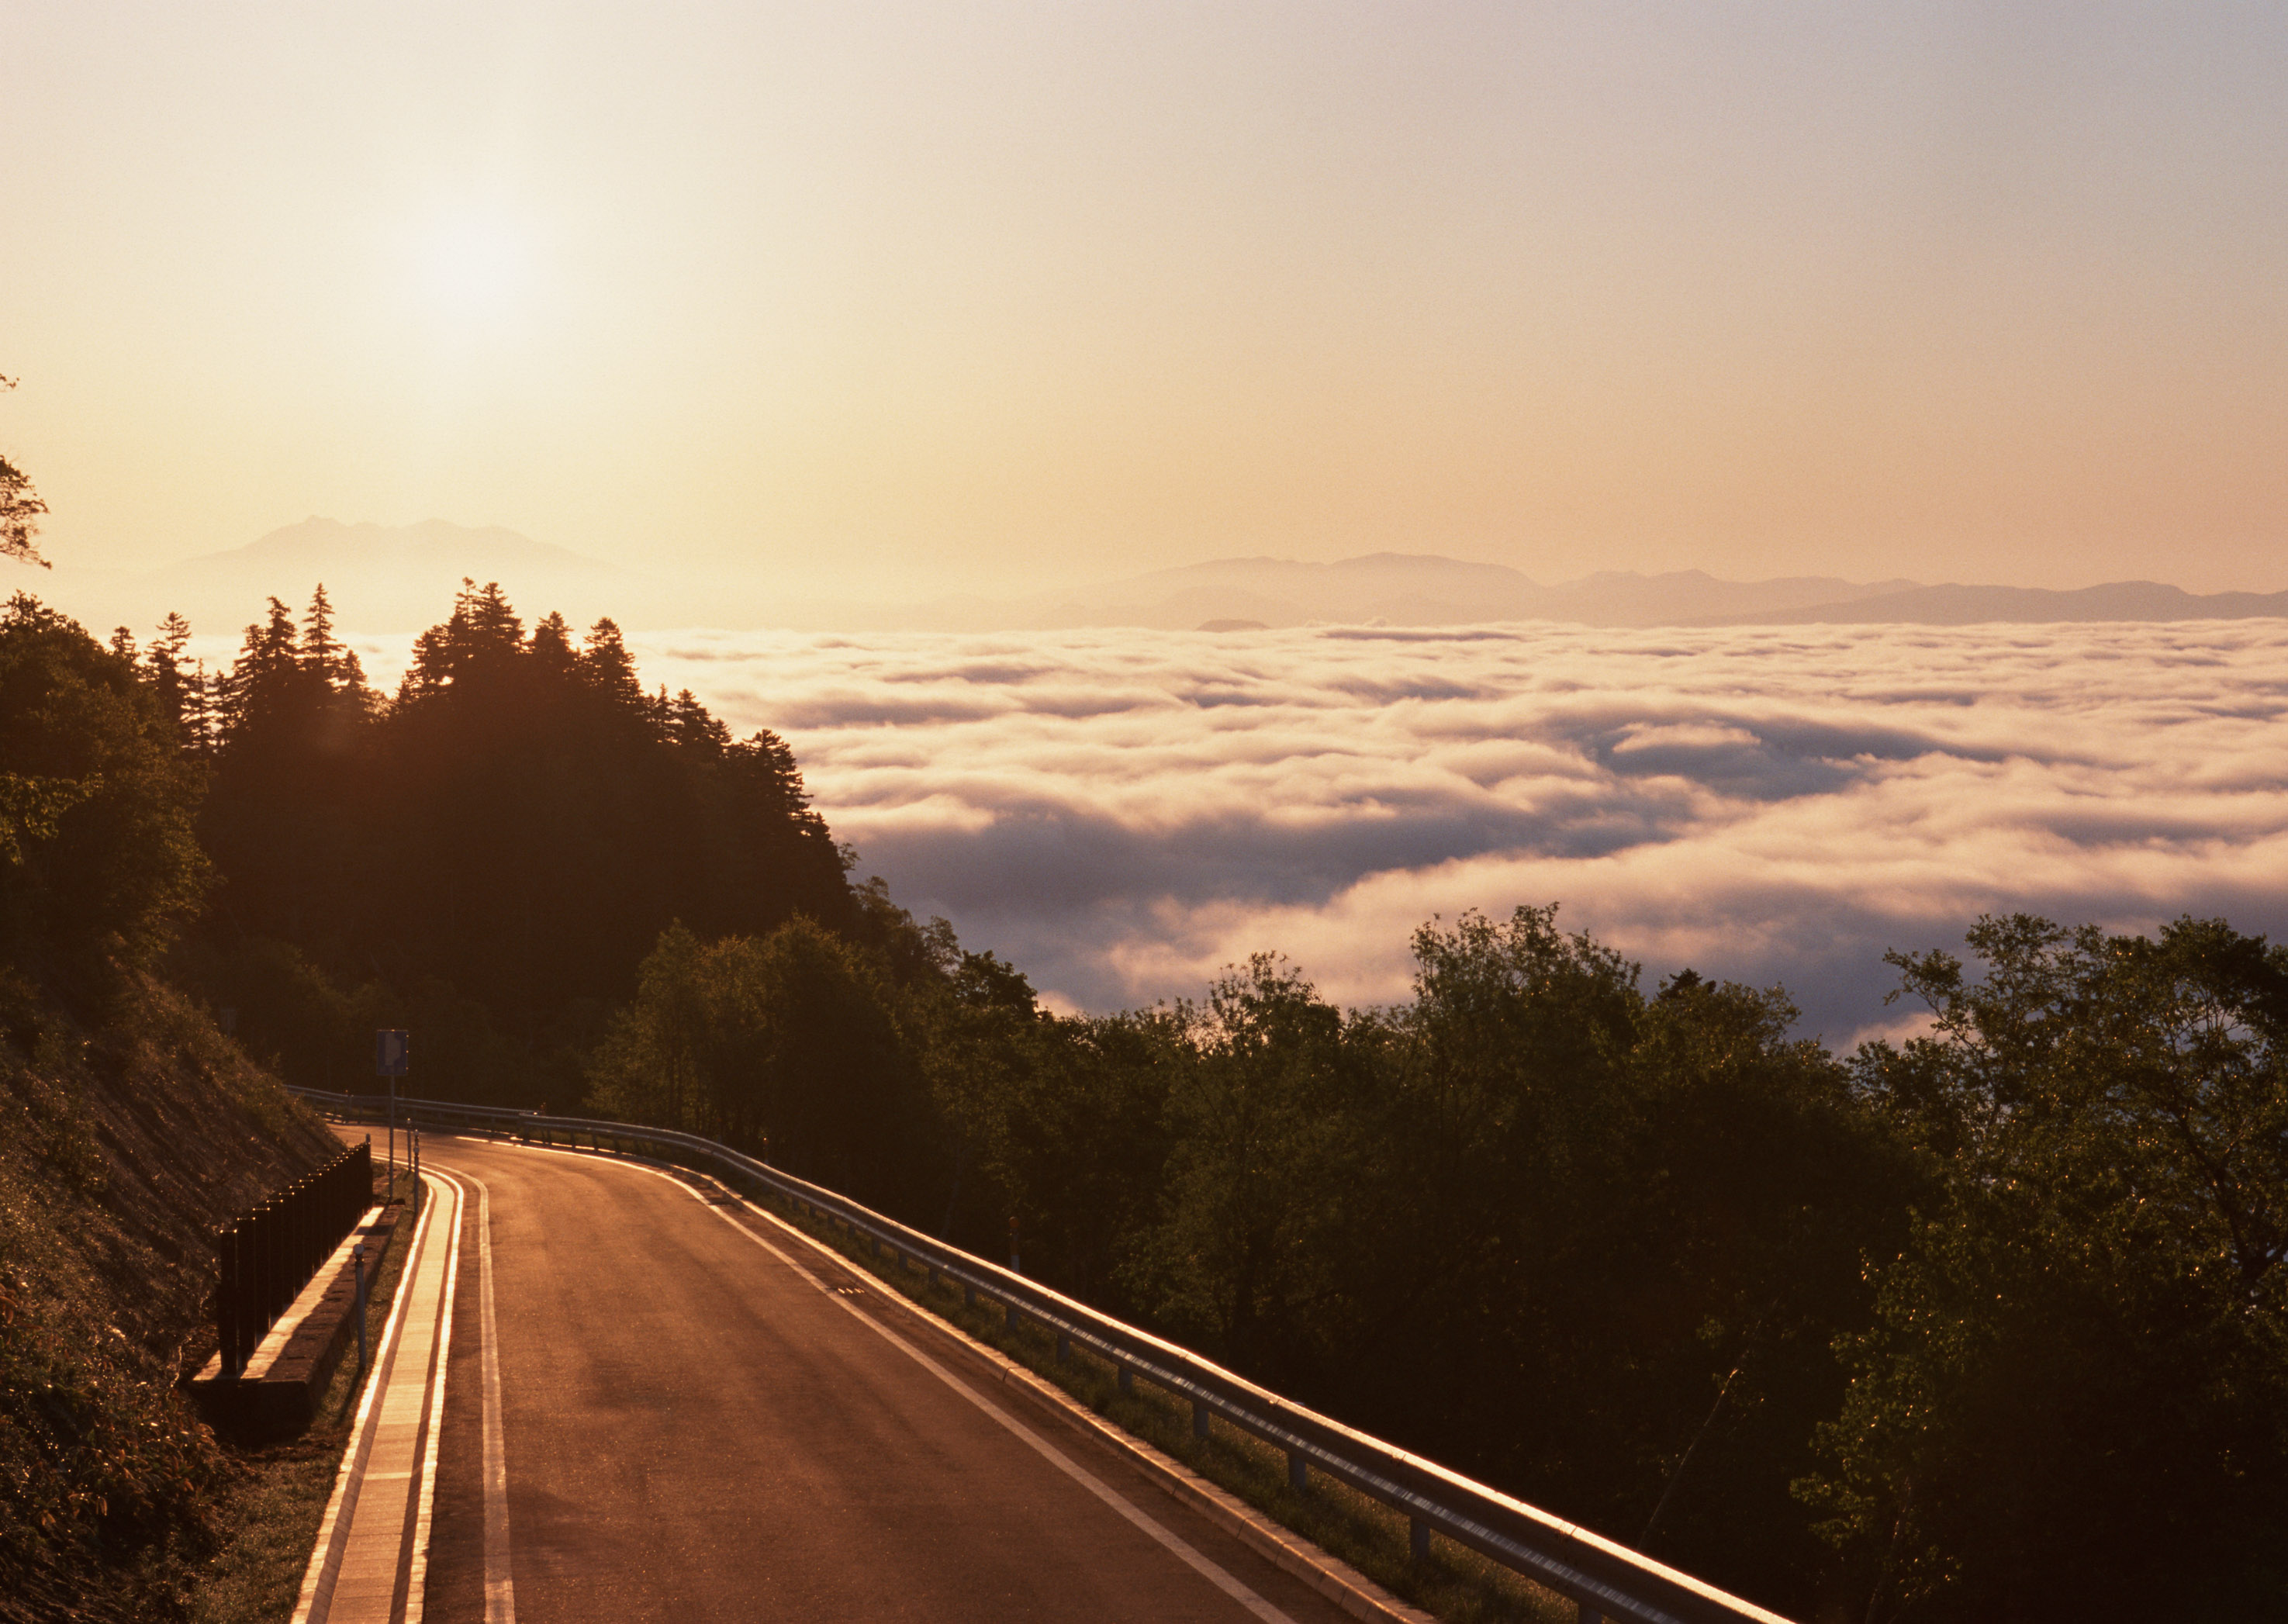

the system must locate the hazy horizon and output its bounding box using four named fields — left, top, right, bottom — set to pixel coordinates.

left=28, top=512, right=2288, bottom=645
